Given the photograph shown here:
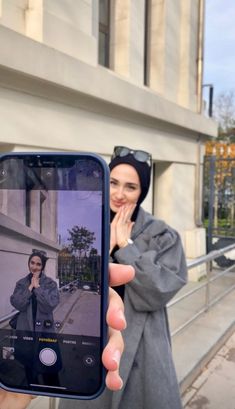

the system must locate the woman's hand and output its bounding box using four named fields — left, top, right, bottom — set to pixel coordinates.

left=112, top=204, right=135, bottom=249
left=110, top=217, right=117, bottom=254
left=0, top=391, right=36, bottom=409
left=0, top=263, right=135, bottom=408
left=32, top=276, right=40, bottom=289
left=28, top=276, right=40, bottom=291
left=103, top=263, right=135, bottom=389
